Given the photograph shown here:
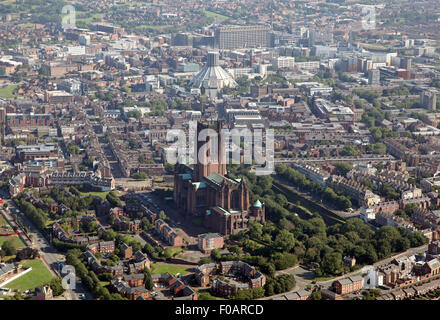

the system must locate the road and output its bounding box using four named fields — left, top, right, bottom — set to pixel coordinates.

left=1, top=196, right=91, bottom=300
left=261, top=243, right=429, bottom=300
